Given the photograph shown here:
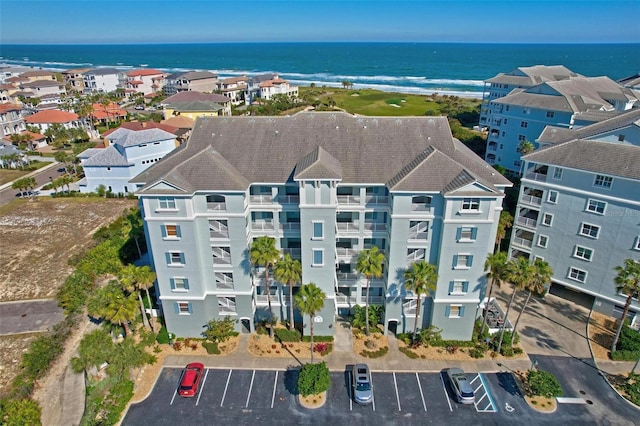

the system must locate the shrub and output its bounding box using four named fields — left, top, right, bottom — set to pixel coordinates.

left=301, top=335, right=334, bottom=343
left=418, top=326, right=443, bottom=347
left=527, top=370, right=563, bottom=398
left=469, top=346, right=485, bottom=359
left=399, top=347, right=419, bottom=359
left=202, top=316, right=238, bottom=343
left=621, top=373, right=640, bottom=405
left=350, top=305, right=384, bottom=330
left=156, top=325, right=169, bottom=344
left=172, top=341, right=183, bottom=351
left=360, top=346, right=389, bottom=358
left=297, top=362, right=331, bottom=396
left=202, top=341, right=220, bottom=354
left=275, top=328, right=301, bottom=342
left=611, top=350, right=640, bottom=361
